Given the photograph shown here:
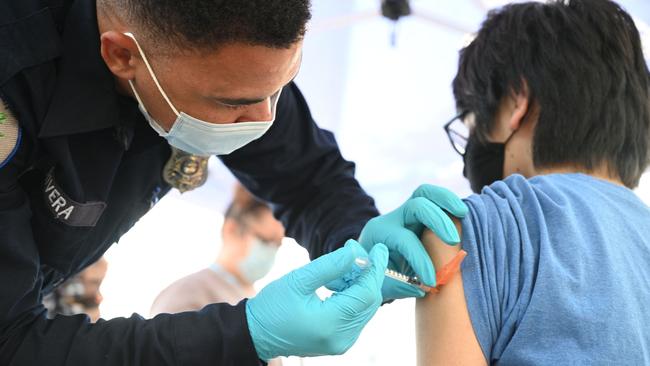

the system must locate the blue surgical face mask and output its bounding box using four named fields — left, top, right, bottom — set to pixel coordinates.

left=124, top=33, right=282, bottom=157
left=238, top=238, right=279, bottom=284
